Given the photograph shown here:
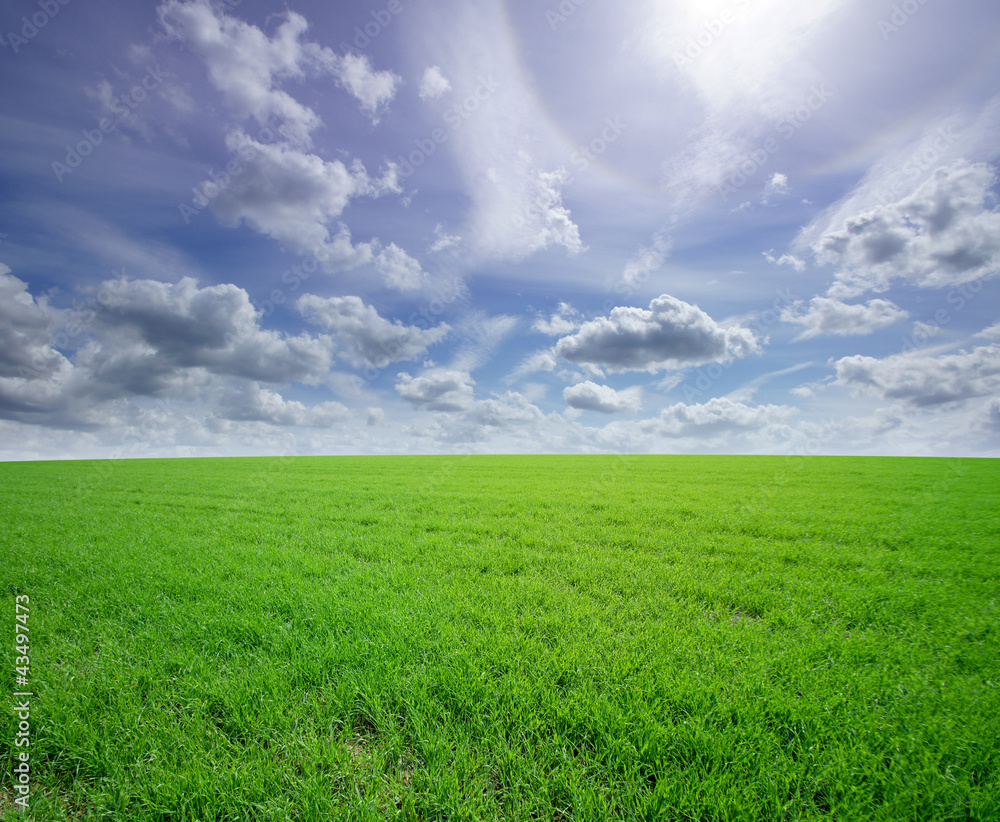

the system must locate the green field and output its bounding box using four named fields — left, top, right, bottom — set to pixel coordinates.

left=1, top=455, right=999, bottom=820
